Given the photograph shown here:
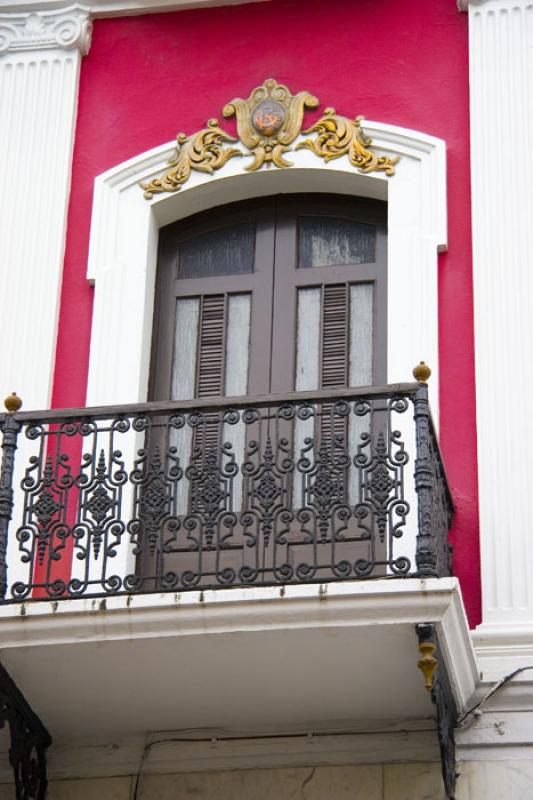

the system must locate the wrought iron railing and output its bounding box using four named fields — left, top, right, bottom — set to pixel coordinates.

left=0, top=380, right=453, bottom=602
left=0, top=660, right=51, bottom=799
